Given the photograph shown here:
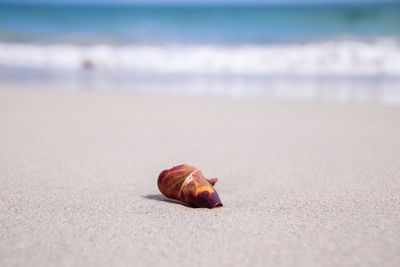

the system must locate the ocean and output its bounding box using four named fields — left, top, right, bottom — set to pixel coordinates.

left=0, top=3, right=400, bottom=103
